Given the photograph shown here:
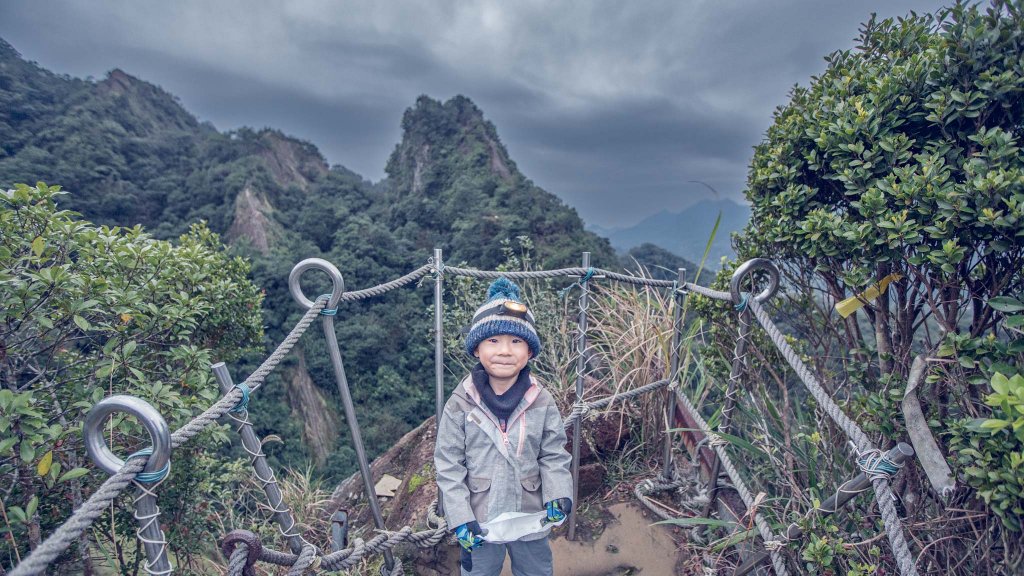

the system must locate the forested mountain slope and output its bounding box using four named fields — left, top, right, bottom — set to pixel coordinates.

left=0, top=37, right=626, bottom=480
